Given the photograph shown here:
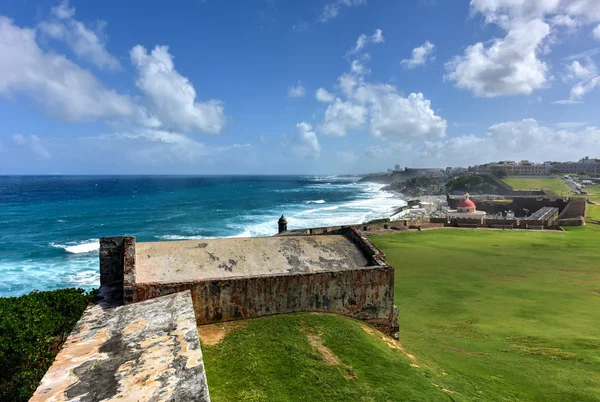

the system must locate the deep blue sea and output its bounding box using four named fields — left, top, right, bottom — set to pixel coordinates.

left=0, top=175, right=404, bottom=297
